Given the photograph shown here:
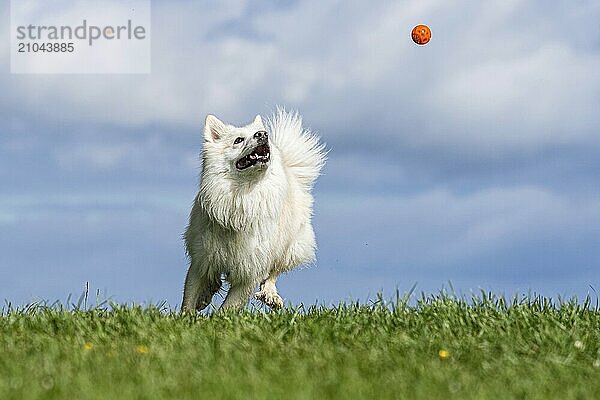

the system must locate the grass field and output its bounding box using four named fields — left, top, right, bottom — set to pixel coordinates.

left=1, top=293, right=599, bottom=399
